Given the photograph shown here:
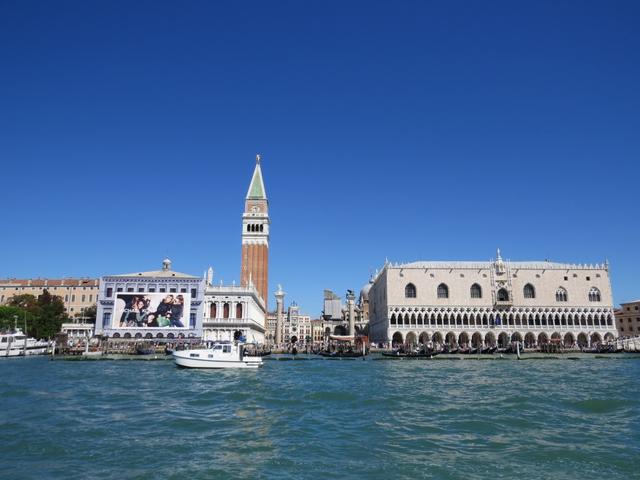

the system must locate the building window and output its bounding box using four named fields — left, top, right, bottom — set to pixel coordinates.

left=138, top=287, right=144, bottom=292
left=556, top=287, right=568, bottom=302
left=191, top=288, right=197, bottom=298
left=180, top=288, right=187, bottom=293
left=149, top=288, right=156, bottom=292
left=65, top=295, right=69, bottom=302
left=127, top=288, right=134, bottom=292
left=116, top=287, right=123, bottom=292
left=523, top=284, right=535, bottom=299
left=81, top=295, right=86, bottom=302
left=497, top=288, right=509, bottom=301
left=189, top=313, right=196, bottom=328
left=586, top=276, right=591, bottom=281
left=89, top=295, right=92, bottom=302
left=223, top=303, right=230, bottom=319
left=404, top=283, right=417, bottom=298
left=106, top=287, right=113, bottom=298
left=470, top=283, right=482, bottom=299
left=437, top=283, right=449, bottom=299
left=588, top=287, right=601, bottom=302
left=236, top=303, right=243, bottom=318
left=170, top=288, right=176, bottom=293
left=564, top=276, right=568, bottom=281
left=102, top=312, right=111, bottom=327
left=159, top=288, right=166, bottom=293
left=210, top=303, right=217, bottom=318
left=71, top=295, right=75, bottom=302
